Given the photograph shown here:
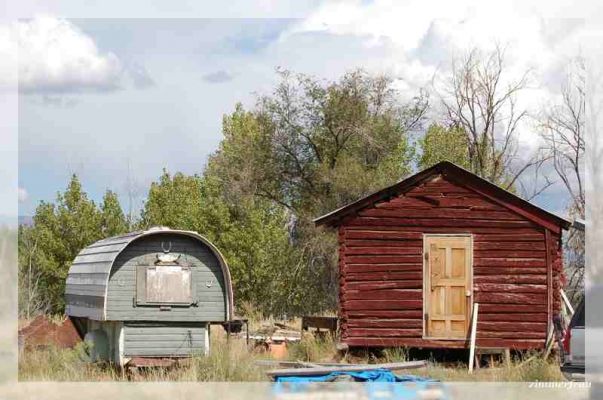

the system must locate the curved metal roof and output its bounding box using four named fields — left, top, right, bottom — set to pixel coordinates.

left=65, top=227, right=234, bottom=321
